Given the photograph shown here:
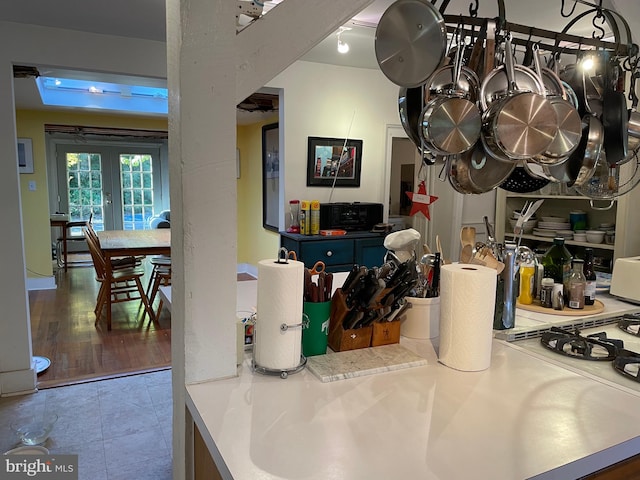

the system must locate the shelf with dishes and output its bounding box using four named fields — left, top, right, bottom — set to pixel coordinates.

left=504, top=233, right=615, bottom=250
